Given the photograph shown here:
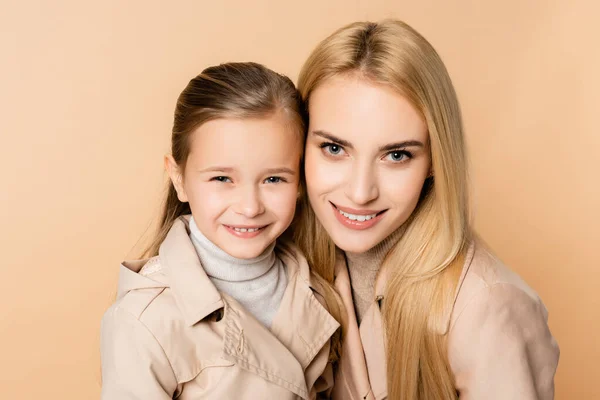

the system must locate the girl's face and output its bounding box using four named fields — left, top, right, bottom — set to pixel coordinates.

left=167, top=113, right=301, bottom=259
left=305, top=75, right=431, bottom=254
